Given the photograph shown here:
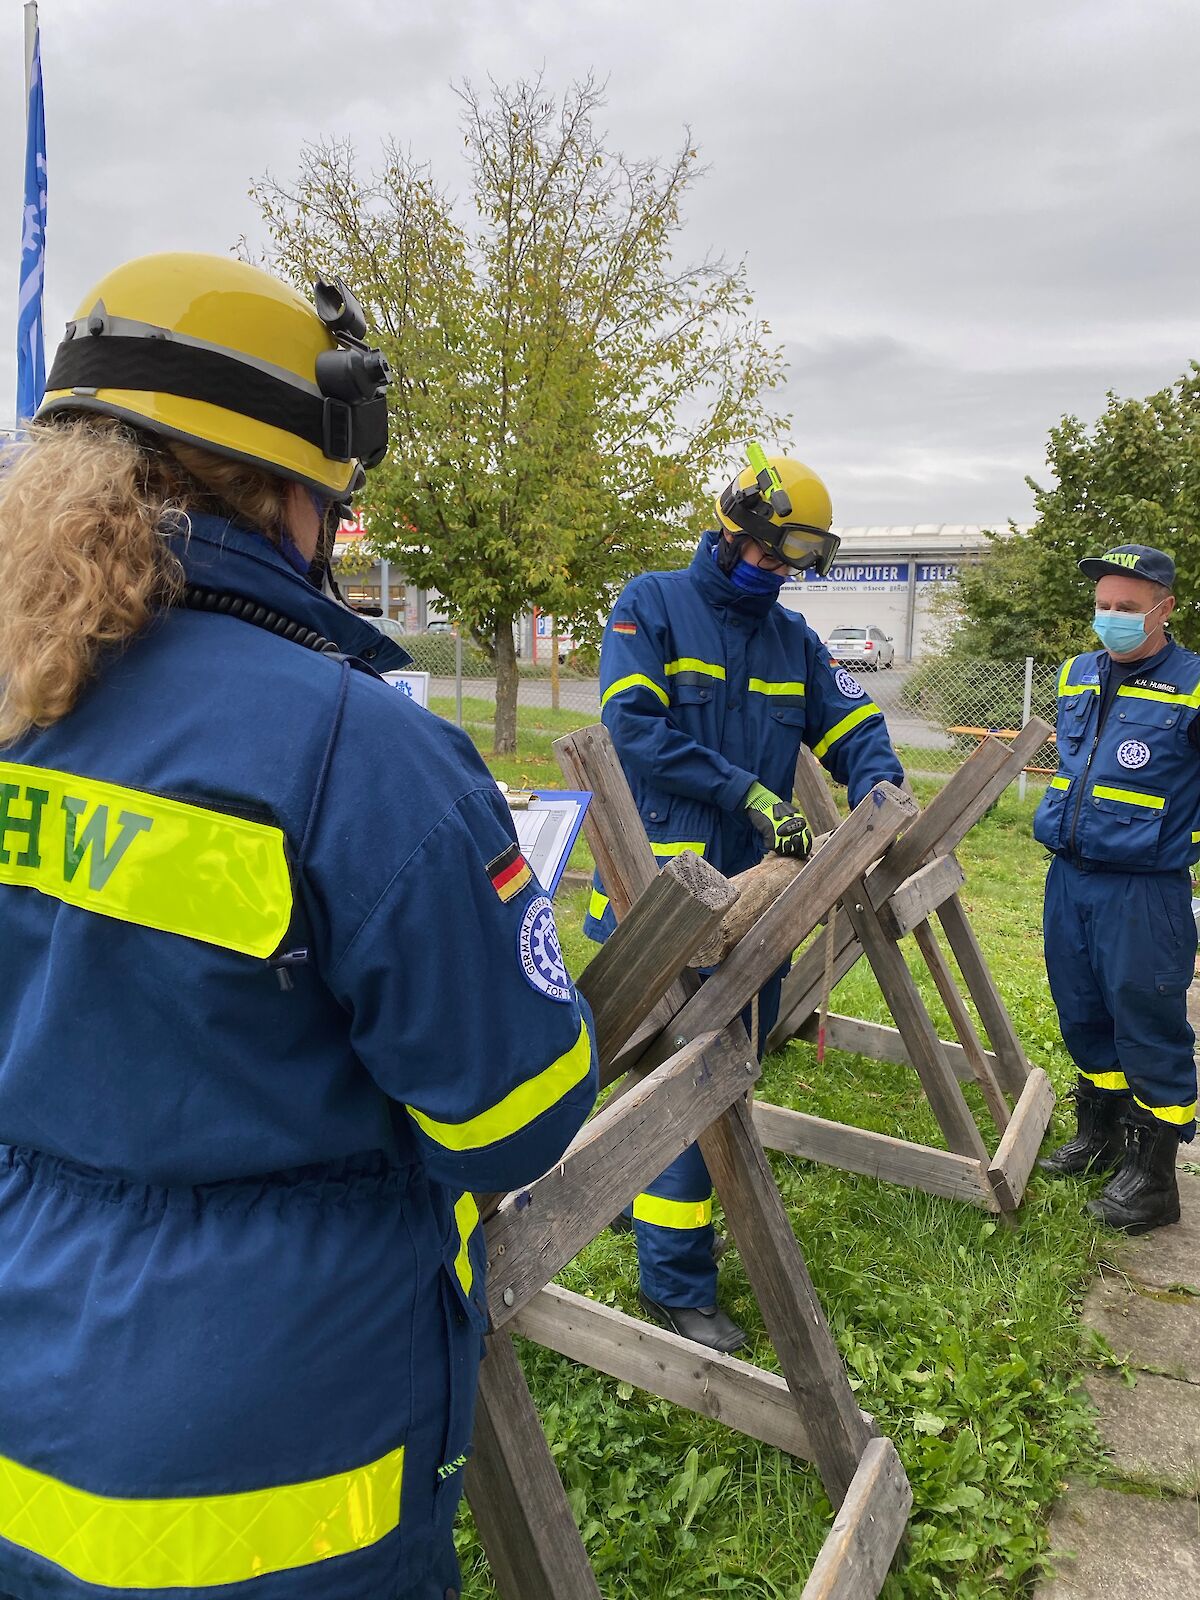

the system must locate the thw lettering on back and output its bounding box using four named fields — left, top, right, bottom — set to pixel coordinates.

left=61, top=797, right=154, bottom=890
left=0, top=782, right=49, bottom=868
